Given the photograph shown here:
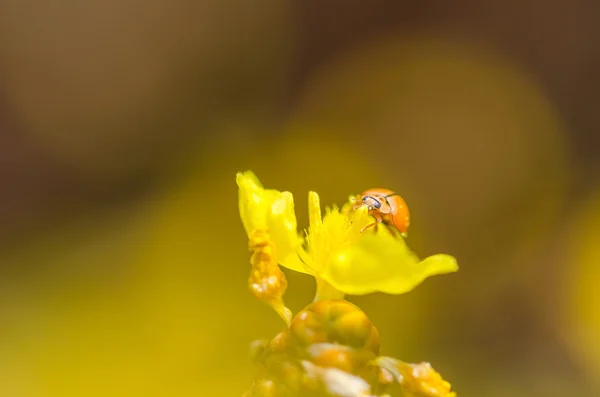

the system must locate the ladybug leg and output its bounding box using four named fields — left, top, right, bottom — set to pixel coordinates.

left=360, top=222, right=377, bottom=233
left=360, top=214, right=382, bottom=233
